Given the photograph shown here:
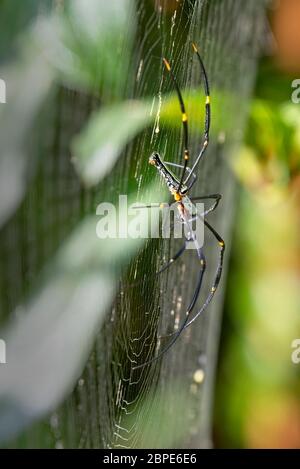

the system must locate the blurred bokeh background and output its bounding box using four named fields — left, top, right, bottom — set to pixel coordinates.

left=214, top=0, right=300, bottom=448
